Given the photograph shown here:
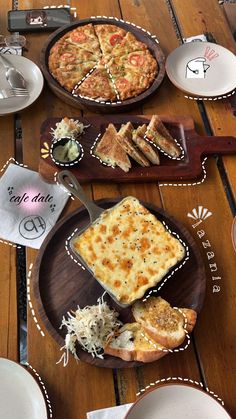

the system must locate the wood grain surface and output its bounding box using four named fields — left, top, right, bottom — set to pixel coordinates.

left=39, top=114, right=236, bottom=184
left=32, top=198, right=205, bottom=368
left=170, top=0, right=236, bottom=200
left=1, top=0, right=234, bottom=418
left=0, top=0, right=18, bottom=363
